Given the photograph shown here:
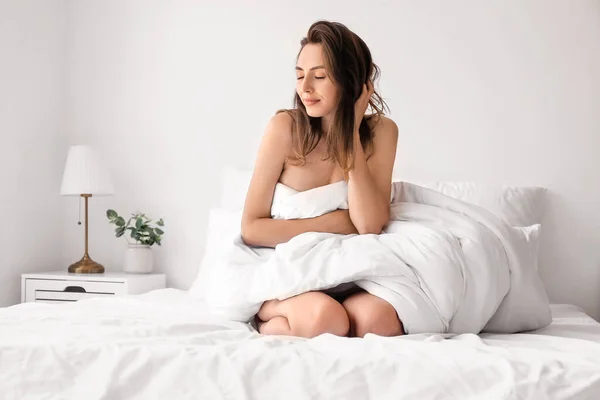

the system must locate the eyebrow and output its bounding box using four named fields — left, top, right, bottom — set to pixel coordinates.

left=295, top=65, right=326, bottom=71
